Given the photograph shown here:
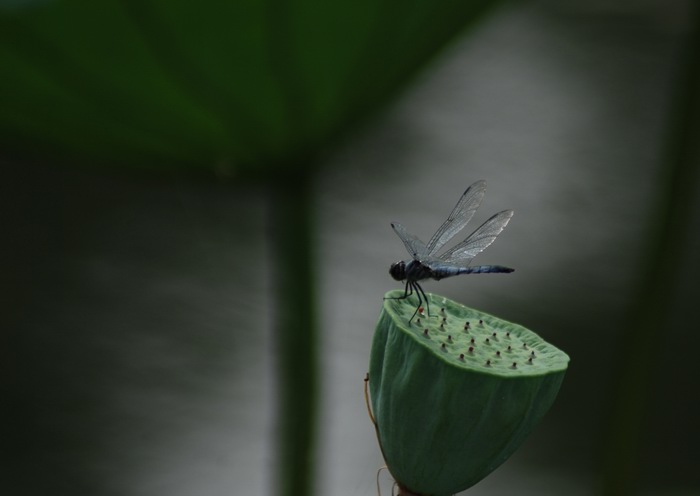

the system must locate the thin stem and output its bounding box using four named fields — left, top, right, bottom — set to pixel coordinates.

left=270, top=169, right=318, bottom=496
